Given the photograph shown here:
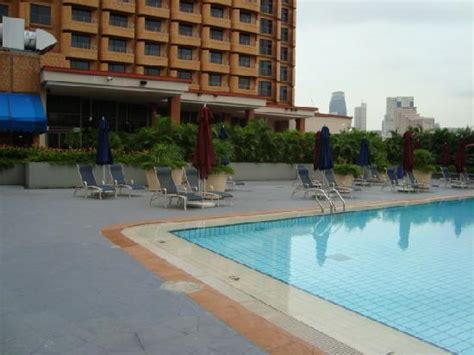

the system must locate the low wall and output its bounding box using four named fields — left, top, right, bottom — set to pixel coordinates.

left=230, top=162, right=313, bottom=181
left=0, top=164, right=26, bottom=185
